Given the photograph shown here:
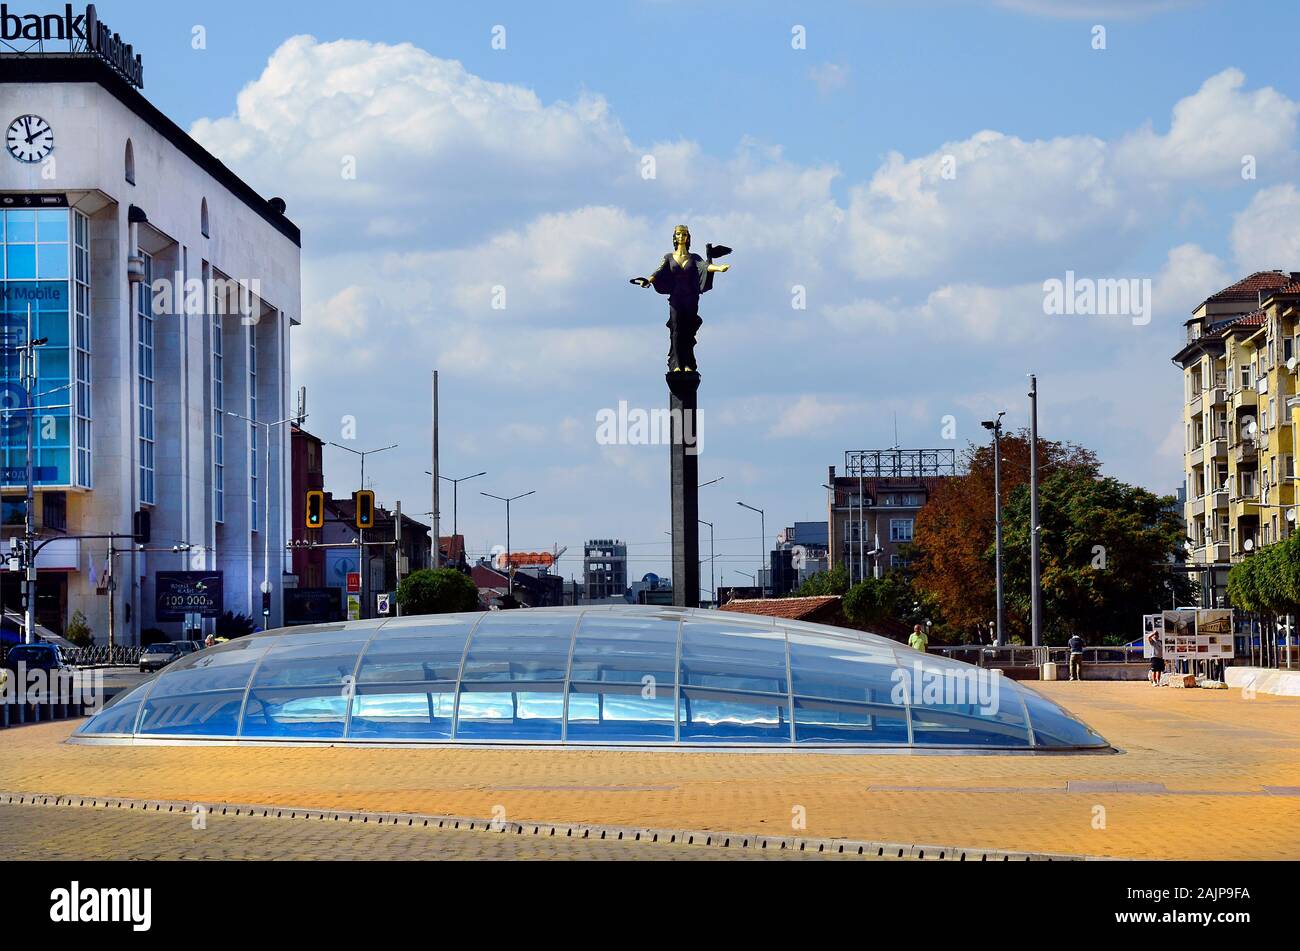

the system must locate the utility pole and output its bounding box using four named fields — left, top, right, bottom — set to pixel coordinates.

left=699, top=519, right=715, bottom=605
left=18, top=305, right=50, bottom=645
left=432, top=371, right=441, bottom=569
left=394, top=500, right=403, bottom=617
left=1029, top=375, right=1042, bottom=648
left=982, top=413, right=1007, bottom=647
left=106, top=538, right=115, bottom=649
